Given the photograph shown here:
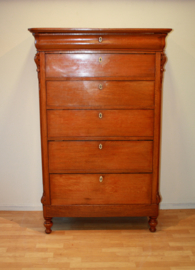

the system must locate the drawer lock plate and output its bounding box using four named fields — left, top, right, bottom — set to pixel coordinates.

left=99, top=176, right=103, bottom=183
